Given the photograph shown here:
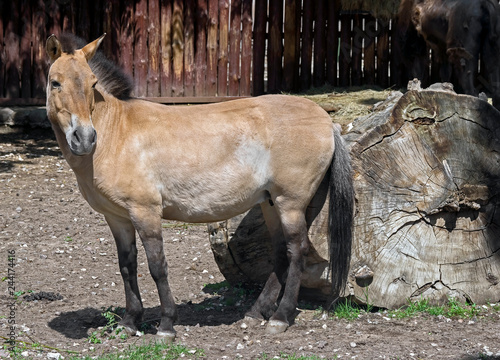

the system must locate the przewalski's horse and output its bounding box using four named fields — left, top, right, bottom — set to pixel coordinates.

left=397, top=0, right=500, bottom=110
left=45, top=33, right=354, bottom=340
